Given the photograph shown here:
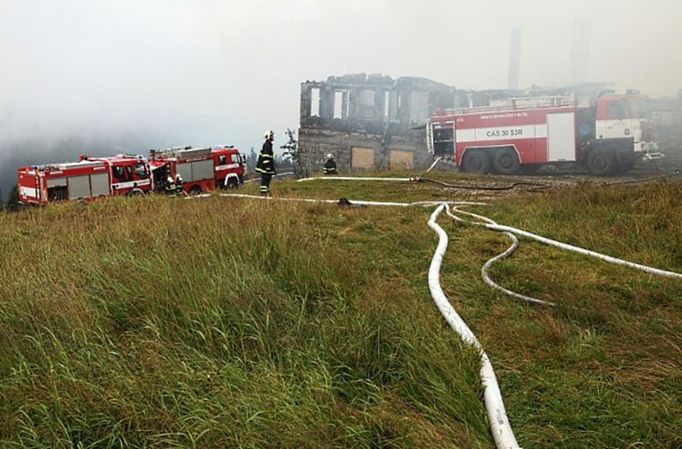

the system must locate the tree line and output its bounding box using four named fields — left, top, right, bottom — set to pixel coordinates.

left=0, top=185, right=19, bottom=212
